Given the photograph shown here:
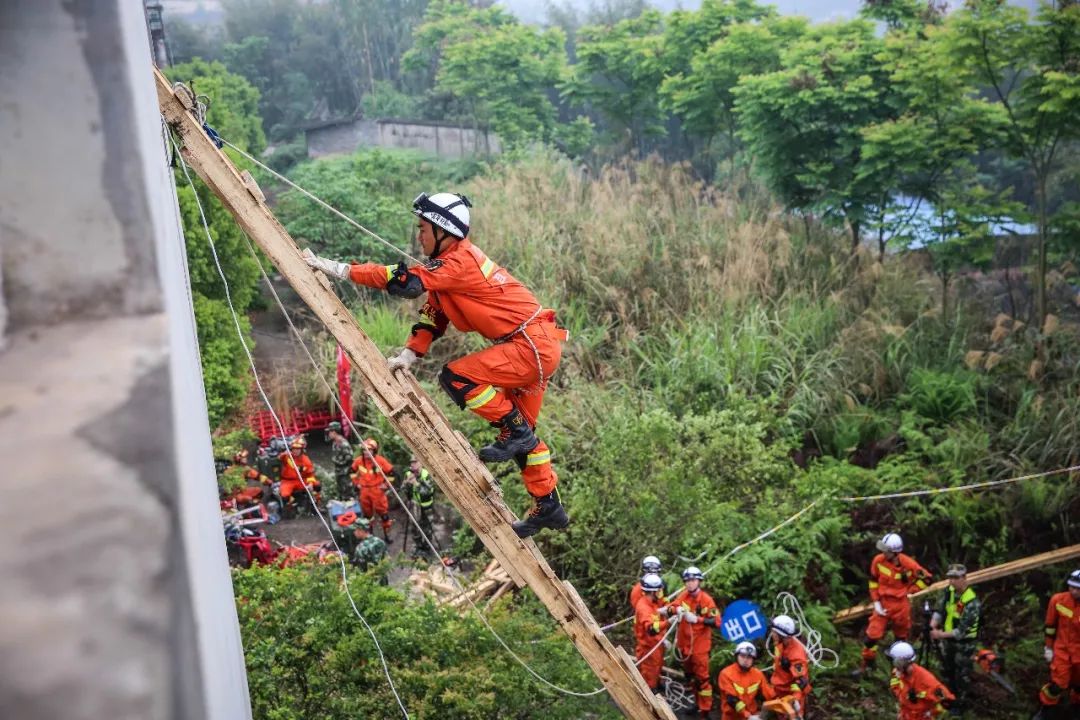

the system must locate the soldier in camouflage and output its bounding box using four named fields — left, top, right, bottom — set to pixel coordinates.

left=325, top=421, right=354, bottom=498
left=350, top=516, right=388, bottom=575
left=930, top=563, right=981, bottom=713
left=403, top=457, right=436, bottom=555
